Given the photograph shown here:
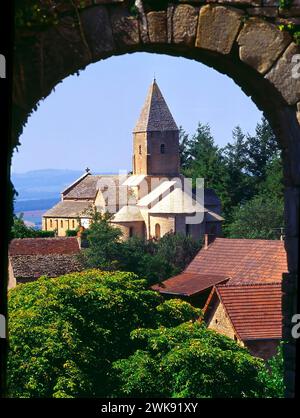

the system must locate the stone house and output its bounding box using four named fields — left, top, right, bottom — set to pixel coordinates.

left=152, top=238, right=288, bottom=308
left=203, top=283, right=282, bottom=360
left=8, top=237, right=84, bottom=289
left=43, top=80, right=223, bottom=239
